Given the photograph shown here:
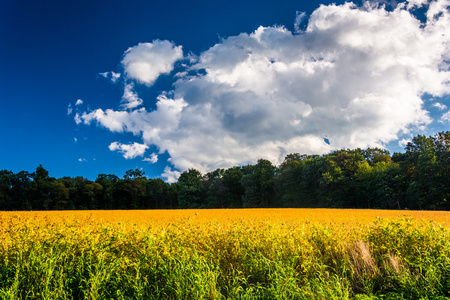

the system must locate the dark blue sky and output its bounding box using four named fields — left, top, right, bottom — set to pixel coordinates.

left=1, top=0, right=449, bottom=181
